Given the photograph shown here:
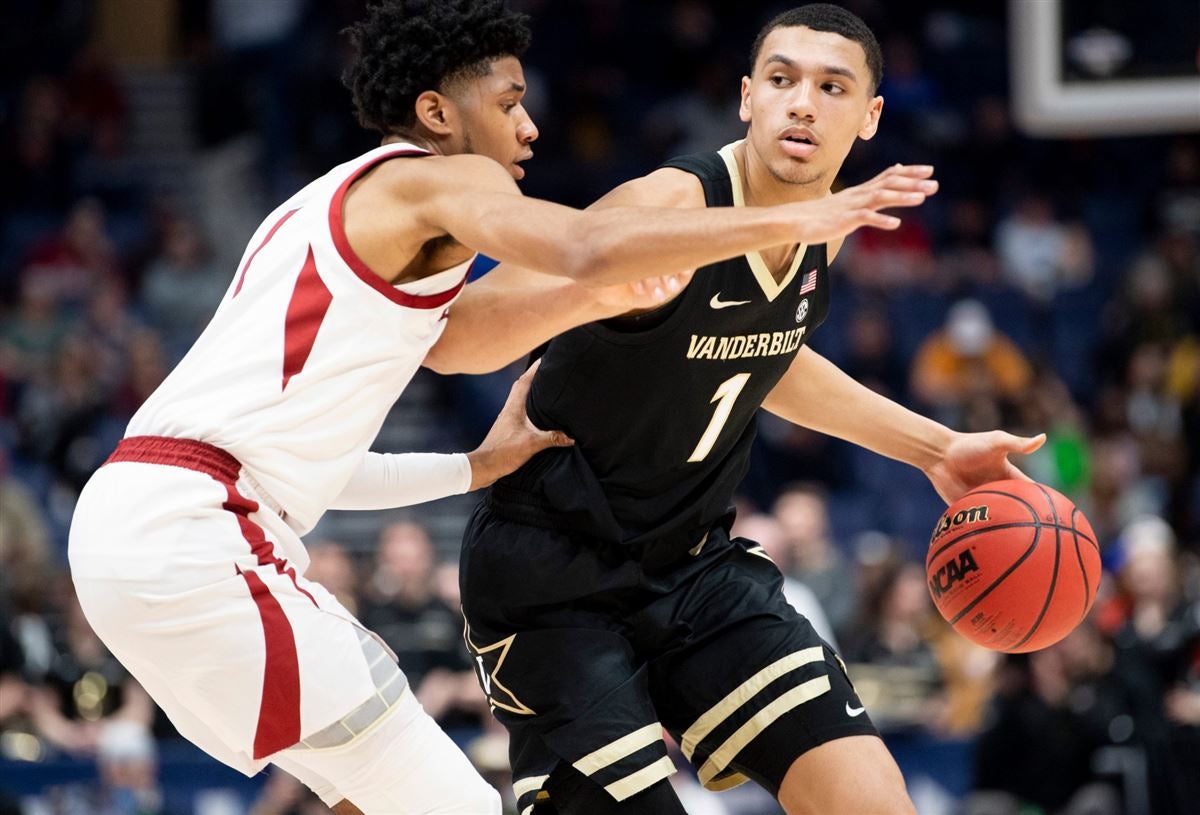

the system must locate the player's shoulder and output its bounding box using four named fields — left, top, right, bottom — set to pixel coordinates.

left=366, top=152, right=517, bottom=199
left=591, top=166, right=705, bottom=210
